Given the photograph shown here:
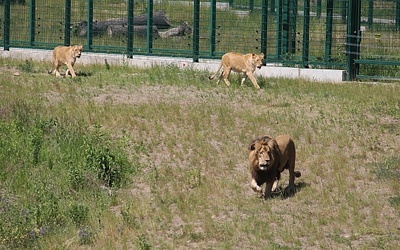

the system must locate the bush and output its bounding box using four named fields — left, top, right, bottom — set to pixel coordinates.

left=69, top=203, right=90, bottom=226
left=0, top=101, right=139, bottom=248
left=83, top=125, right=133, bottom=188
